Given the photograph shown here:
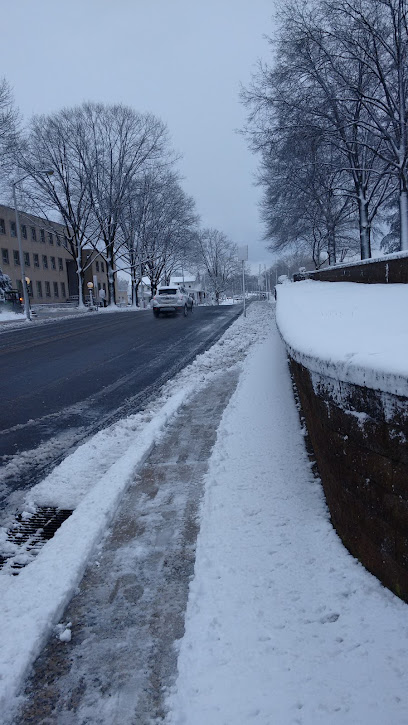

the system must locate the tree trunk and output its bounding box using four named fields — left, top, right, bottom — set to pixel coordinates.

left=130, top=266, right=138, bottom=308
left=107, top=261, right=116, bottom=306
left=327, top=226, right=336, bottom=266
left=400, top=183, right=408, bottom=250
left=76, top=248, right=85, bottom=309
left=357, top=191, right=372, bottom=260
